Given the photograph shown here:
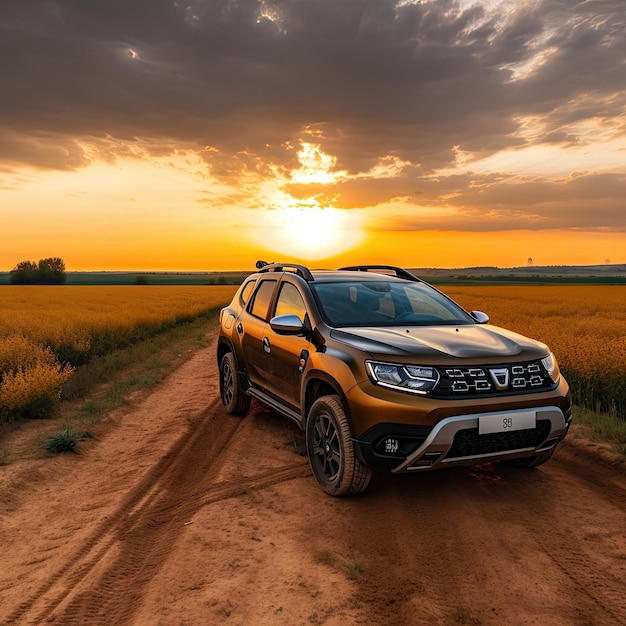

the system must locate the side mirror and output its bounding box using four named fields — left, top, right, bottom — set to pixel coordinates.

left=470, top=310, right=489, bottom=324
left=270, top=314, right=305, bottom=335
